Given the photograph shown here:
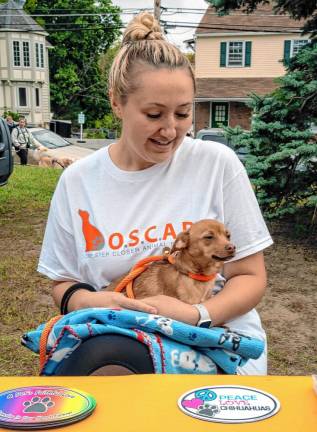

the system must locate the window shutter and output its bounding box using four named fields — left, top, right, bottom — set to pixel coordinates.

left=244, top=41, right=252, bottom=67
left=284, top=40, right=291, bottom=66
left=220, top=42, right=227, bottom=67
